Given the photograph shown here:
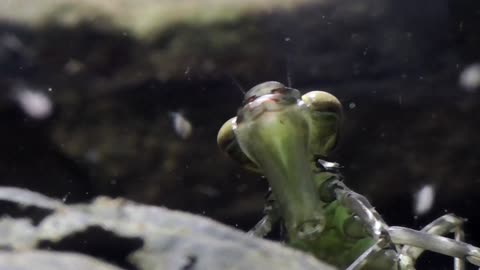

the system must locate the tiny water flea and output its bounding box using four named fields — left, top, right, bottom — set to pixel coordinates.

left=217, top=81, right=480, bottom=270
